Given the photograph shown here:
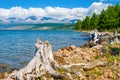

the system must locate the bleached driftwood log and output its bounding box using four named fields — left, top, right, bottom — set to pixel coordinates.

left=7, top=39, right=107, bottom=80
left=93, top=29, right=101, bottom=44
left=8, top=39, right=61, bottom=80
left=88, top=29, right=120, bottom=47
left=111, top=29, right=120, bottom=44
left=87, top=29, right=101, bottom=47
left=90, top=29, right=101, bottom=44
